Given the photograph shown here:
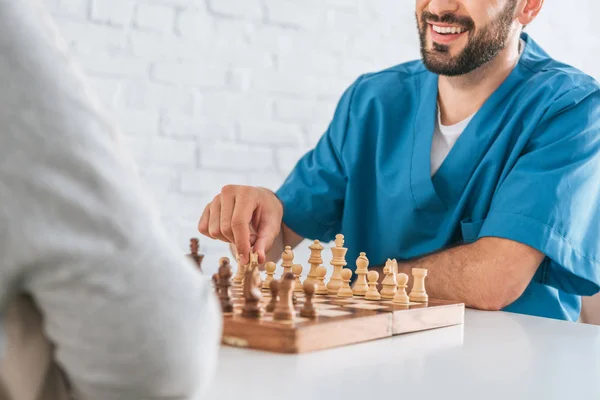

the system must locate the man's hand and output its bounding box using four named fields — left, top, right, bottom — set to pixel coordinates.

left=198, top=185, right=283, bottom=265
